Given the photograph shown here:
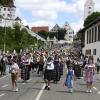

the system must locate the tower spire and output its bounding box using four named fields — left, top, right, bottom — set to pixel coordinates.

left=84, top=0, right=95, bottom=20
